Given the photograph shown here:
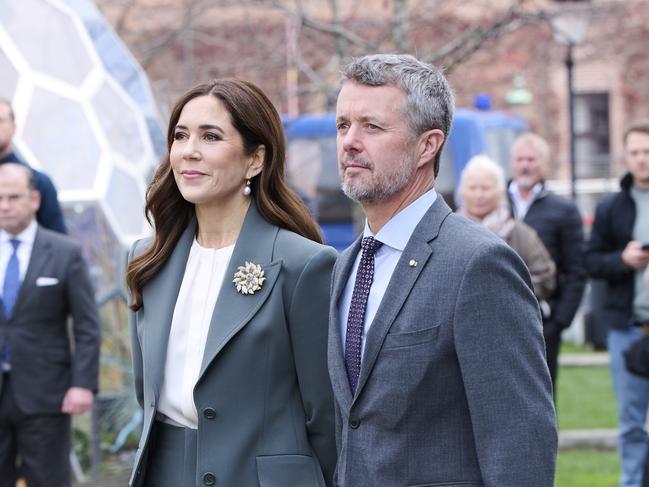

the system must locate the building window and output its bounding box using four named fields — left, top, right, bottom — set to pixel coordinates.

left=575, top=92, right=610, bottom=179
